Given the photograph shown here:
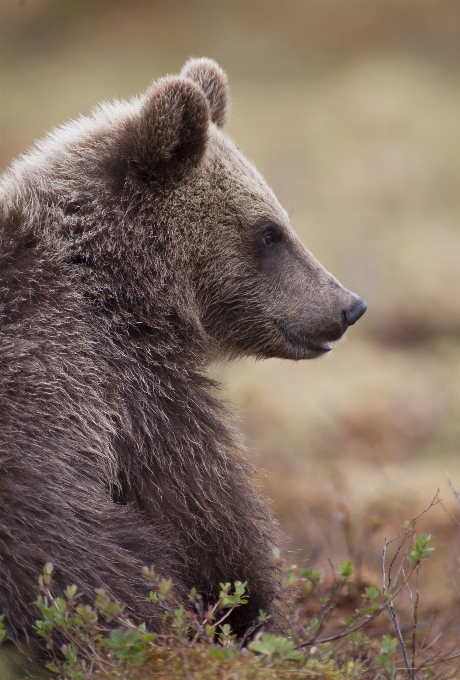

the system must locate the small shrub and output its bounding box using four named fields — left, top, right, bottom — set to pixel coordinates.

left=1, top=493, right=458, bottom=680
